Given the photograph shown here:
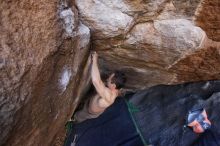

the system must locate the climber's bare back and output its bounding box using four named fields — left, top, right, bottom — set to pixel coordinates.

left=74, top=52, right=119, bottom=122
left=88, top=91, right=117, bottom=115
